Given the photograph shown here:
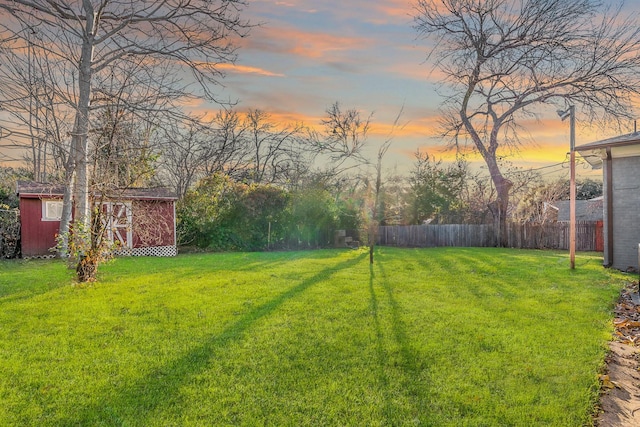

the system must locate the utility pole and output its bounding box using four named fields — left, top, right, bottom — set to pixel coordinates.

left=558, top=106, right=576, bottom=269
